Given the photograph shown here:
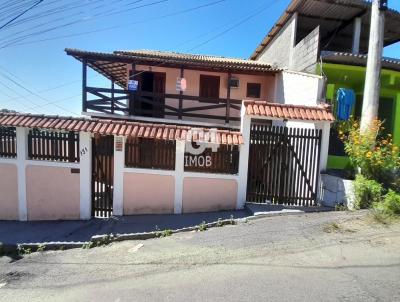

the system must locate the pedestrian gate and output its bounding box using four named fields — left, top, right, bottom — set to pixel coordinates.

left=92, top=135, right=114, bottom=217
left=246, top=125, right=322, bottom=206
